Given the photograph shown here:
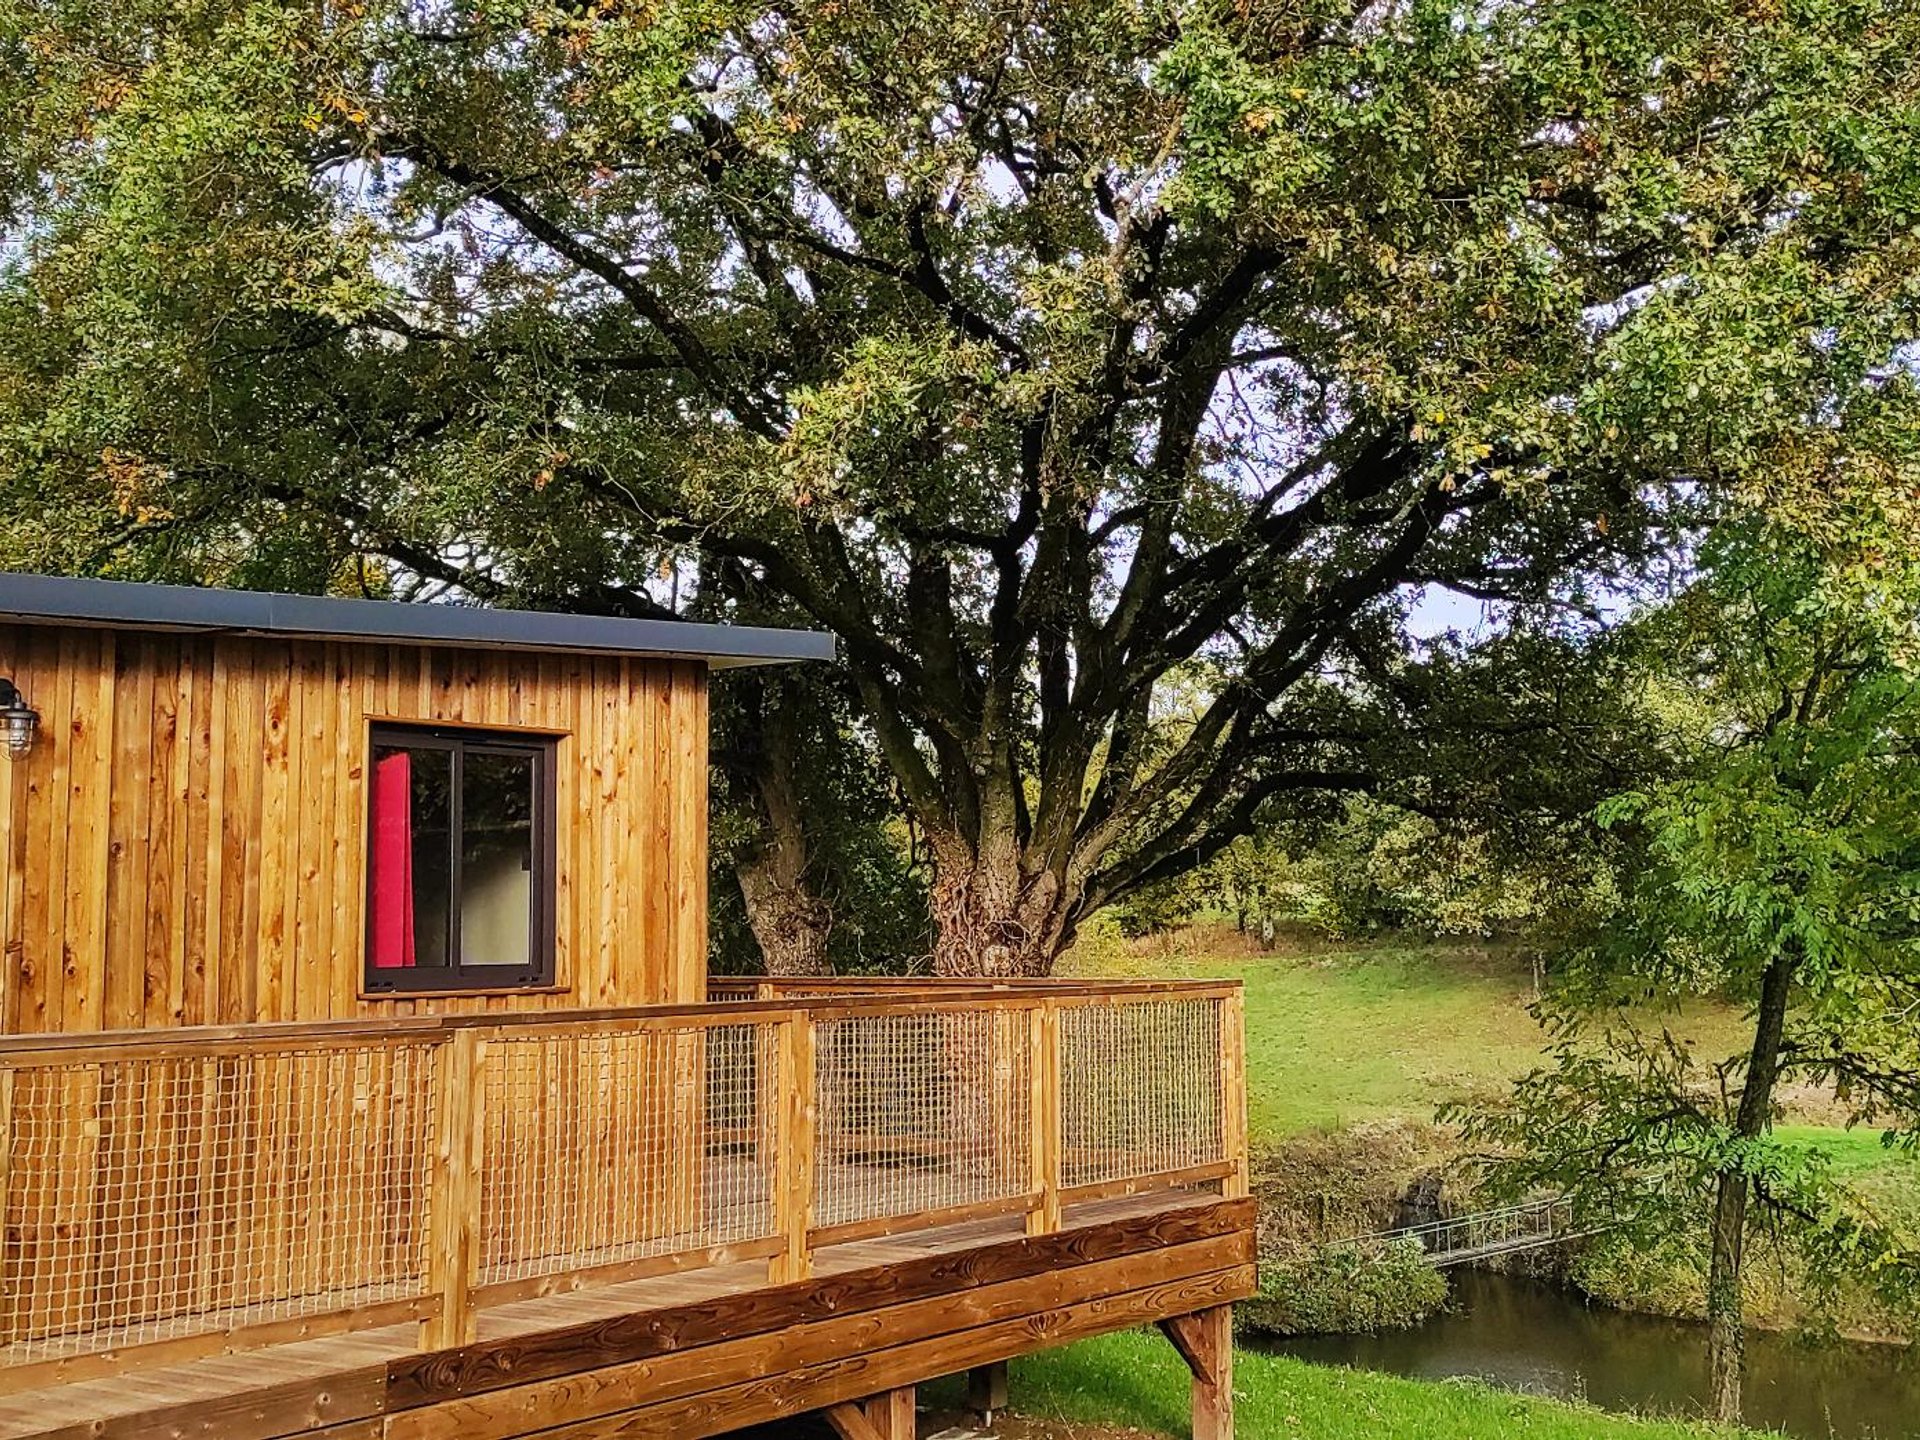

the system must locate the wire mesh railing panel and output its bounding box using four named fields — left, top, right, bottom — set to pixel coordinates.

left=1059, top=998, right=1225, bottom=1190
left=1, top=1041, right=440, bottom=1364
left=812, top=1008, right=1033, bottom=1230
left=0, top=983, right=1243, bottom=1382
left=476, top=1021, right=775, bottom=1289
